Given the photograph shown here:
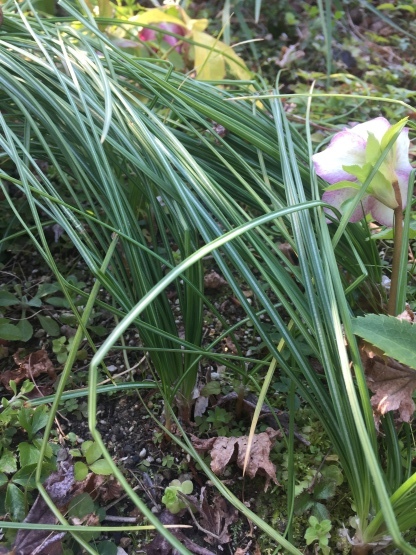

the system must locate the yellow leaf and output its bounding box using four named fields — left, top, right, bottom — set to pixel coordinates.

left=193, top=31, right=225, bottom=80
left=129, top=9, right=185, bottom=29
left=175, top=6, right=208, bottom=31
left=192, top=31, right=252, bottom=81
